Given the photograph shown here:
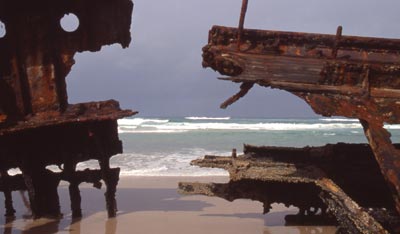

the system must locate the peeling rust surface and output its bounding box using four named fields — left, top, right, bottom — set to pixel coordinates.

left=0, top=0, right=133, bottom=120
left=200, top=24, right=400, bottom=232
left=0, top=0, right=135, bottom=218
